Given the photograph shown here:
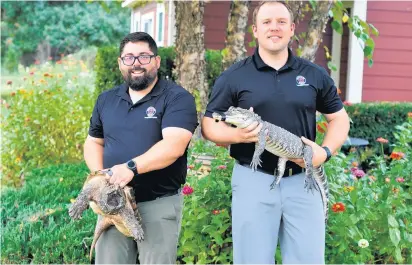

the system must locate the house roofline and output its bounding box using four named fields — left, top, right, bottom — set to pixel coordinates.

left=122, top=0, right=138, bottom=8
